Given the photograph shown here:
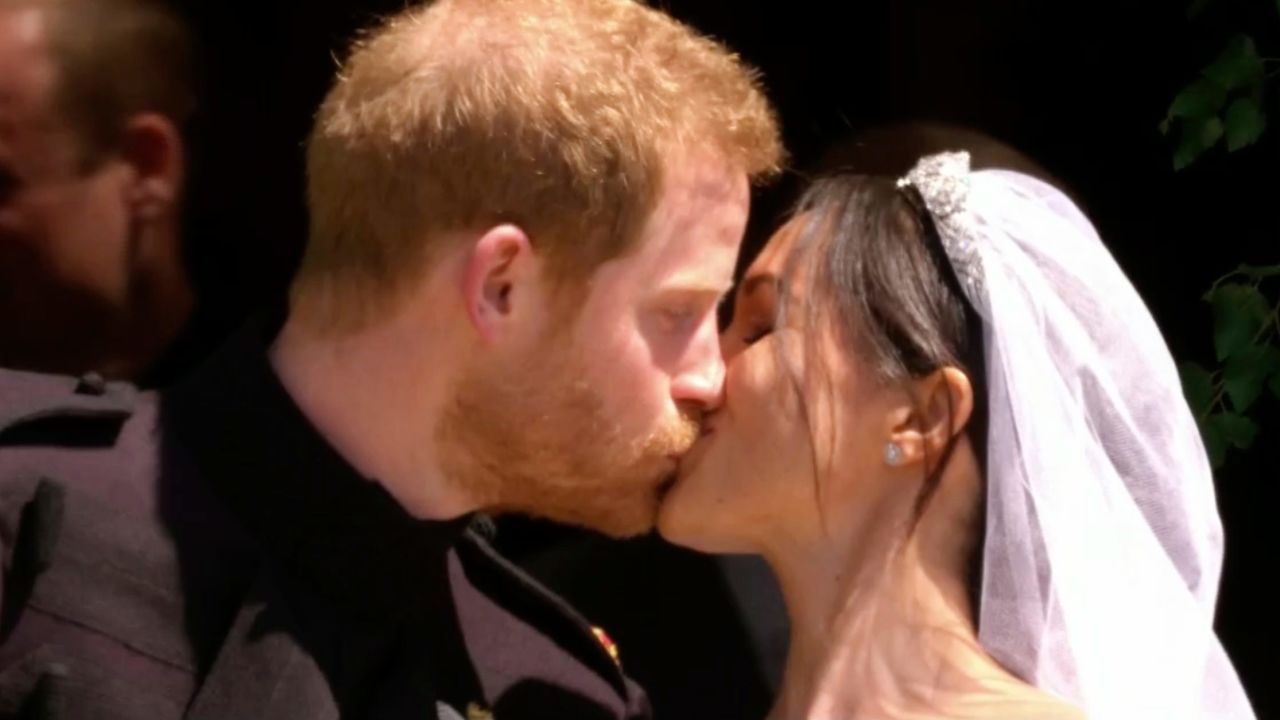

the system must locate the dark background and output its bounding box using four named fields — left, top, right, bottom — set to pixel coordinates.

left=165, top=0, right=1278, bottom=715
